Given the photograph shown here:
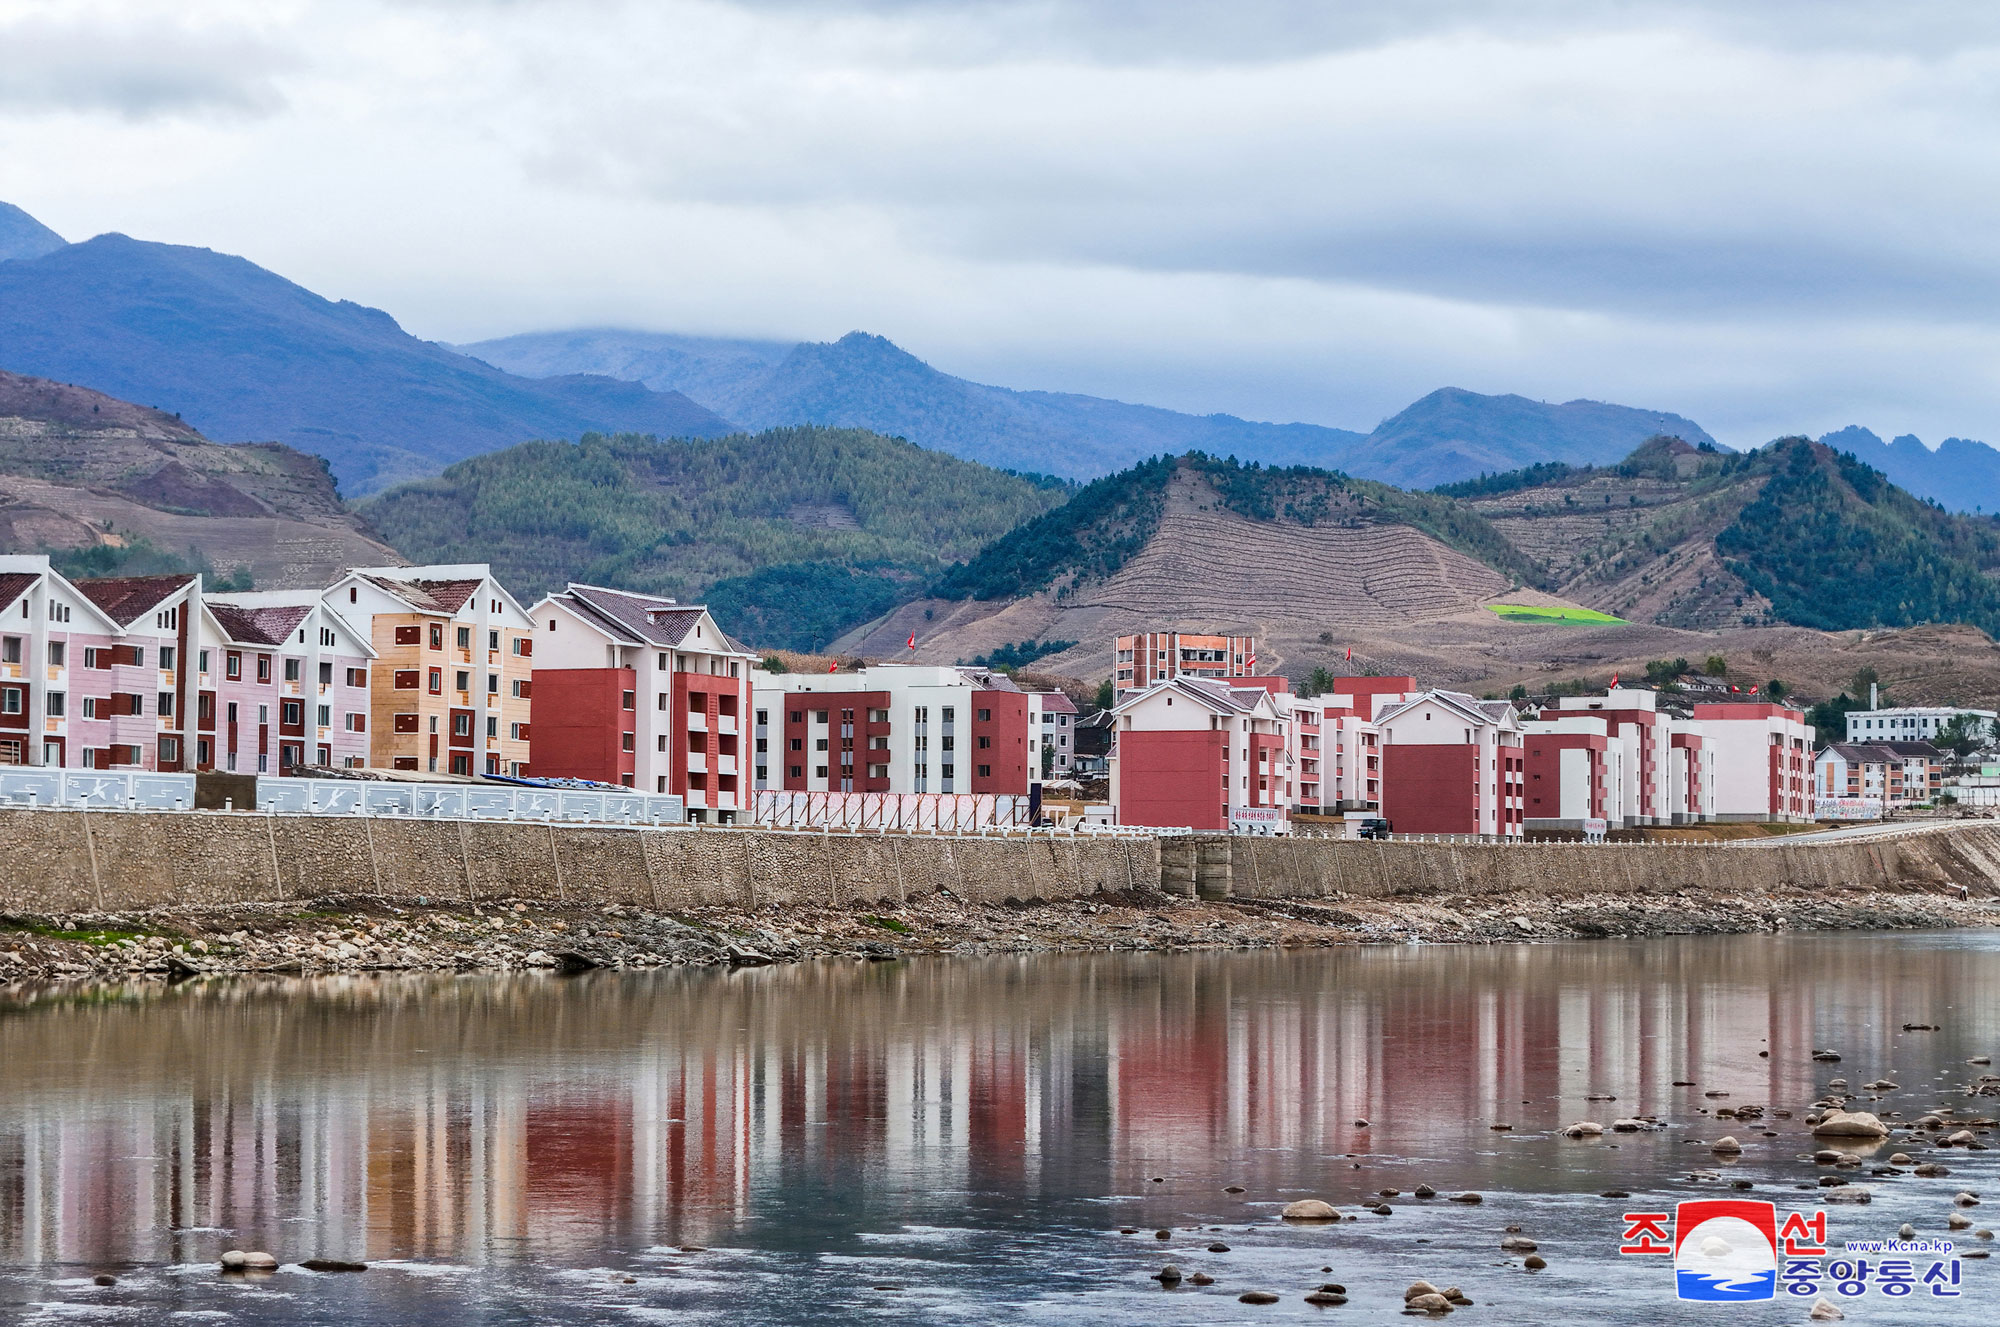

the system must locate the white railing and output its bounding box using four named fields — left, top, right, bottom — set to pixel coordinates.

left=0, top=769, right=196, bottom=809
left=753, top=790, right=1032, bottom=832
left=256, top=778, right=684, bottom=825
